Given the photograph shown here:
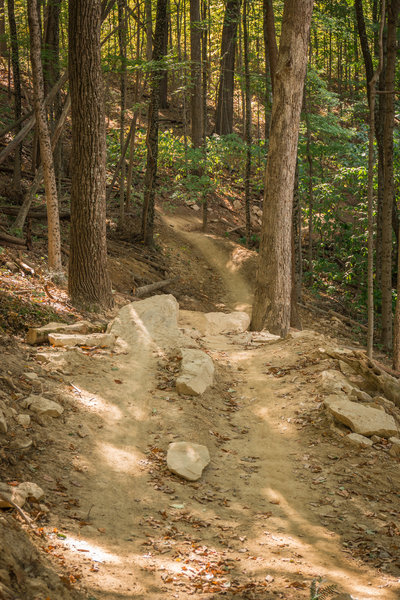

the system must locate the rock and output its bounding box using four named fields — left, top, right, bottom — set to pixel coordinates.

left=0, top=410, right=7, bottom=434
left=109, top=294, right=182, bottom=352
left=15, top=414, right=31, bottom=428
left=9, top=437, right=33, bottom=451
left=204, top=312, right=250, bottom=334
left=350, top=388, right=372, bottom=403
left=339, top=360, right=356, bottom=378
left=0, top=483, right=27, bottom=508
left=320, top=370, right=354, bottom=395
left=179, top=310, right=250, bottom=336
left=21, top=395, right=63, bottom=417
left=167, top=441, right=210, bottom=481
left=176, top=349, right=215, bottom=396
left=23, top=372, right=39, bottom=382
left=191, top=204, right=200, bottom=211
left=346, top=433, right=374, bottom=448
left=48, top=332, right=115, bottom=348
left=324, top=396, right=398, bottom=438
left=26, top=320, right=97, bottom=345
left=389, top=436, right=400, bottom=457
left=18, top=482, right=44, bottom=501
left=371, top=435, right=382, bottom=443
left=374, top=395, right=396, bottom=409
left=232, top=200, right=241, bottom=211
